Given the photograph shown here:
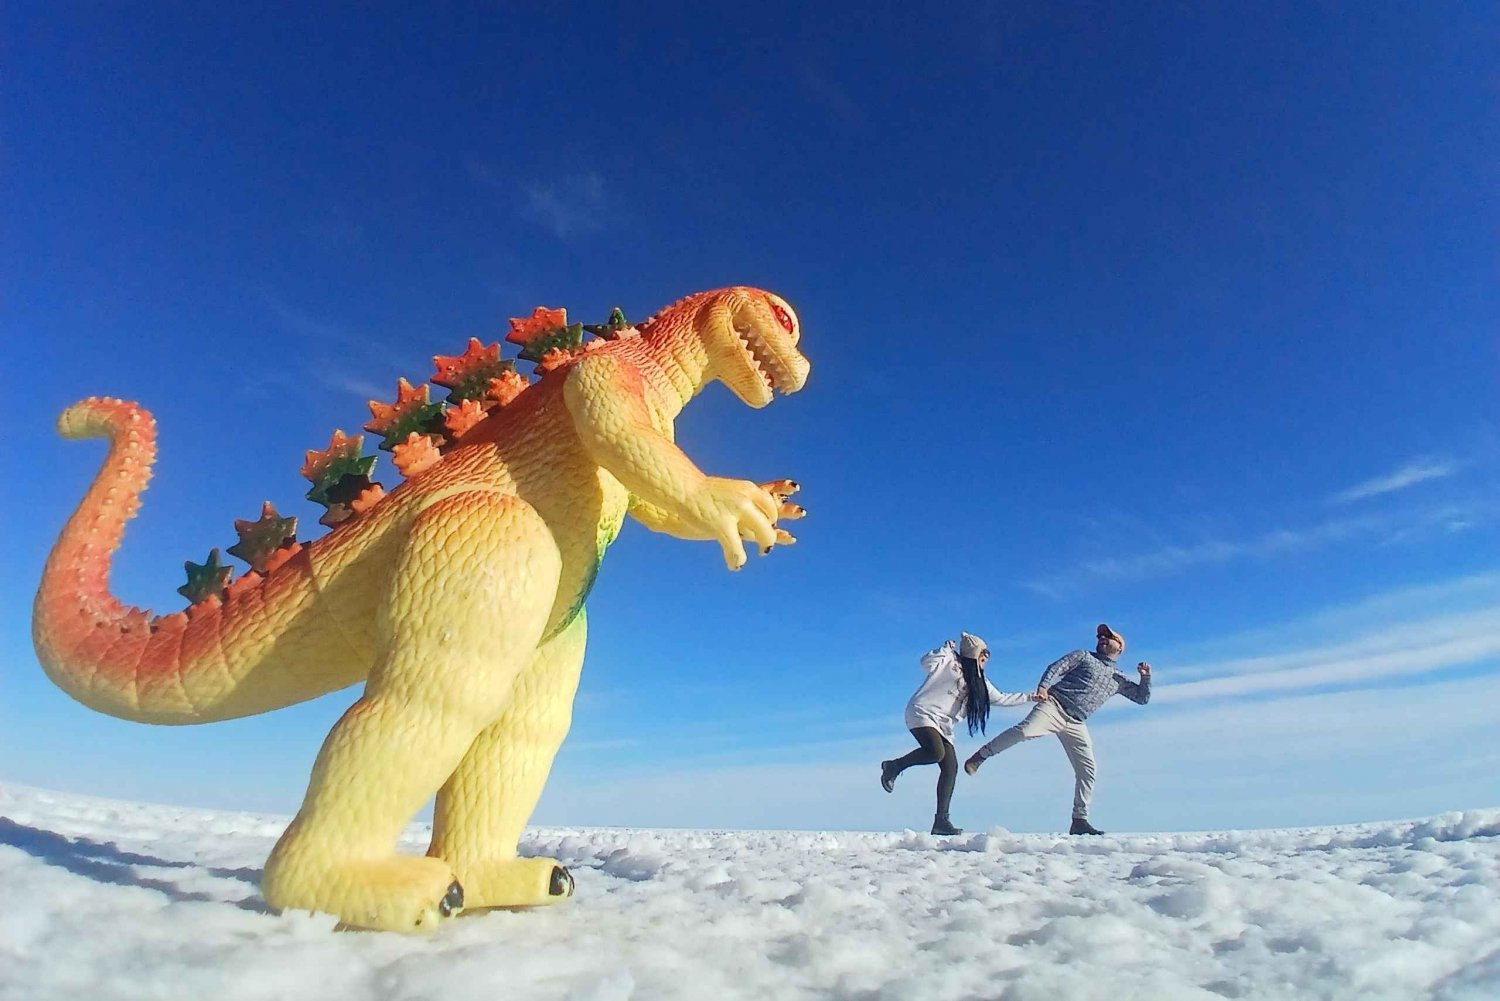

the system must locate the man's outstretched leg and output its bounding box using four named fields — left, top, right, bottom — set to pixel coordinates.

left=964, top=701, right=1063, bottom=775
